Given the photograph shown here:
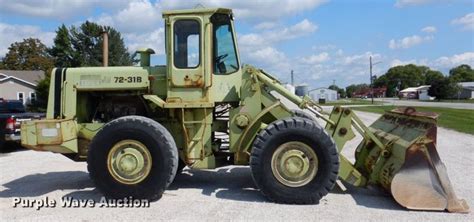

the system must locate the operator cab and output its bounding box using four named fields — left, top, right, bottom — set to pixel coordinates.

left=163, top=8, right=242, bottom=103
